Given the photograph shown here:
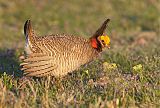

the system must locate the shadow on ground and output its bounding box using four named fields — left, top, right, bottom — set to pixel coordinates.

left=0, top=48, right=23, bottom=78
